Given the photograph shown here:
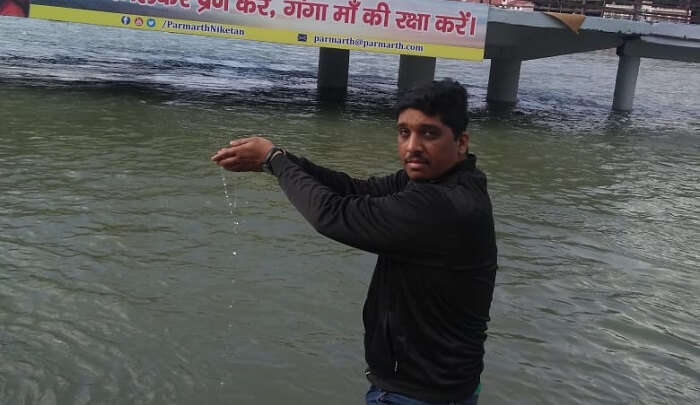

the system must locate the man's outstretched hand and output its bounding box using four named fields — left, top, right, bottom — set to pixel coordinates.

left=211, top=136, right=275, bottom=172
